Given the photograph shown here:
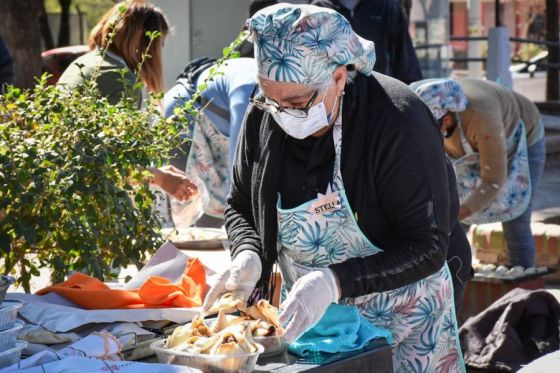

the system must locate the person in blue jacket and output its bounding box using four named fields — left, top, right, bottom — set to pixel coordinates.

left=163, top=58, right=258, bottom=223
